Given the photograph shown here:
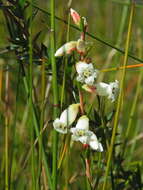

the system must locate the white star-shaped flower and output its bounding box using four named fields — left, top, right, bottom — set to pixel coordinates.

left=76, top=61, right=99, bottom=85
left=70, top=115, right=92, bottom=144
left=70, top=115, right=103, bottom=152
